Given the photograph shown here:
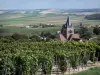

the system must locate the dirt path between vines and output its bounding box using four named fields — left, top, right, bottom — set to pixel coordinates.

left=51, top=62, right=100, bottom=75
